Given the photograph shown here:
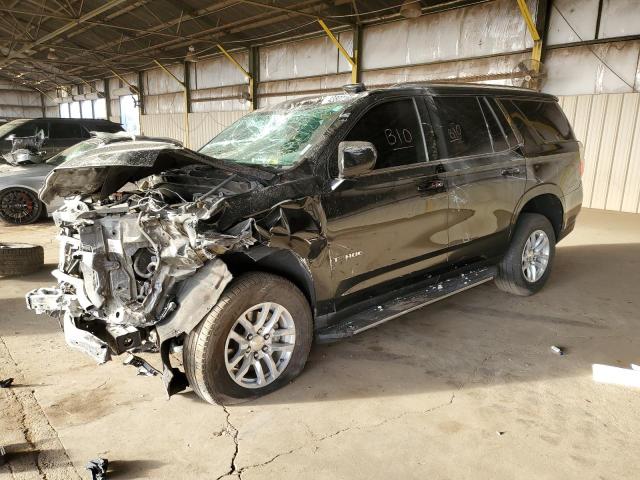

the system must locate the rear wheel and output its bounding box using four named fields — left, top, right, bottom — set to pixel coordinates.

left=0, top=188, right=43, bottom=225
left=495, top=213, right=556, bottom=296
left=183, top=272, right=313, bottom=405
